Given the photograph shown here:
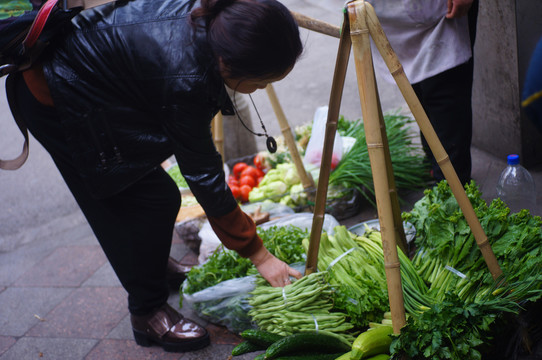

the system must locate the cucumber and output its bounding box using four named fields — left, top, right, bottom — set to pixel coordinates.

left=240, top=329, right=284, bottom=347
left=366, top=355, right=390, bottom=360
left=351, top=326, right=393, bottom=360
left=273, top=353, right=347, bottom=360
left=254, top=354, right=266, bottom=360
left=334, top=351, right=351, bottom=360
left=265, top=332, right=351, bottom=360
left=231, top=341, right=264, bottom=356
